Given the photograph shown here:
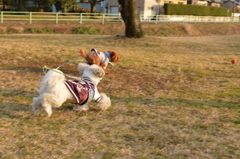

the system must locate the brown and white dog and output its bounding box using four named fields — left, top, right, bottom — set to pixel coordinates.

left=80, top=48, right=120, bottom=74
